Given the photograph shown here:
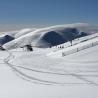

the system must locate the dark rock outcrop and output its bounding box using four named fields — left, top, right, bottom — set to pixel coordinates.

left=0, top=35, right=14, bottom=45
